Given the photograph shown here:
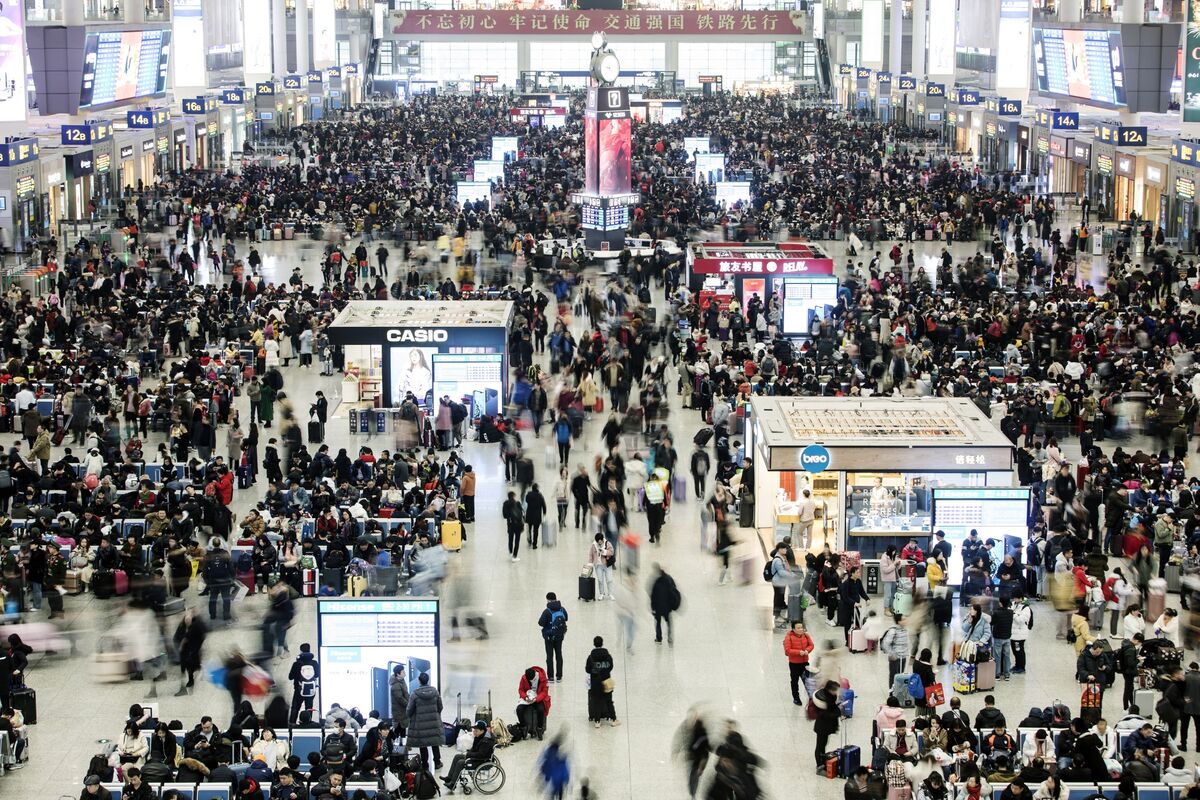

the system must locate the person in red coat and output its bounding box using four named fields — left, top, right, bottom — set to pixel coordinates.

left=516, top=666, right=551, bottom=740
